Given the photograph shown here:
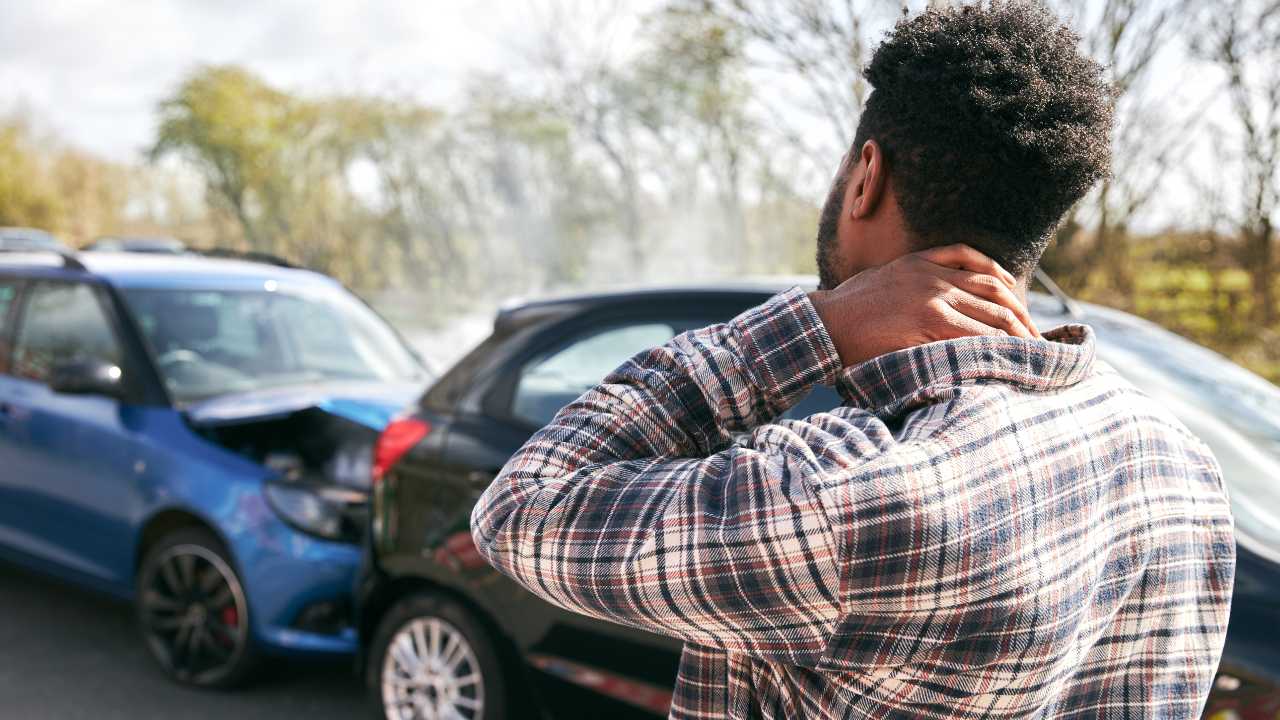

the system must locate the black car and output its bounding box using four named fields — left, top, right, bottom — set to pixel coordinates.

left=359, top=279, right=1280, bottom=720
